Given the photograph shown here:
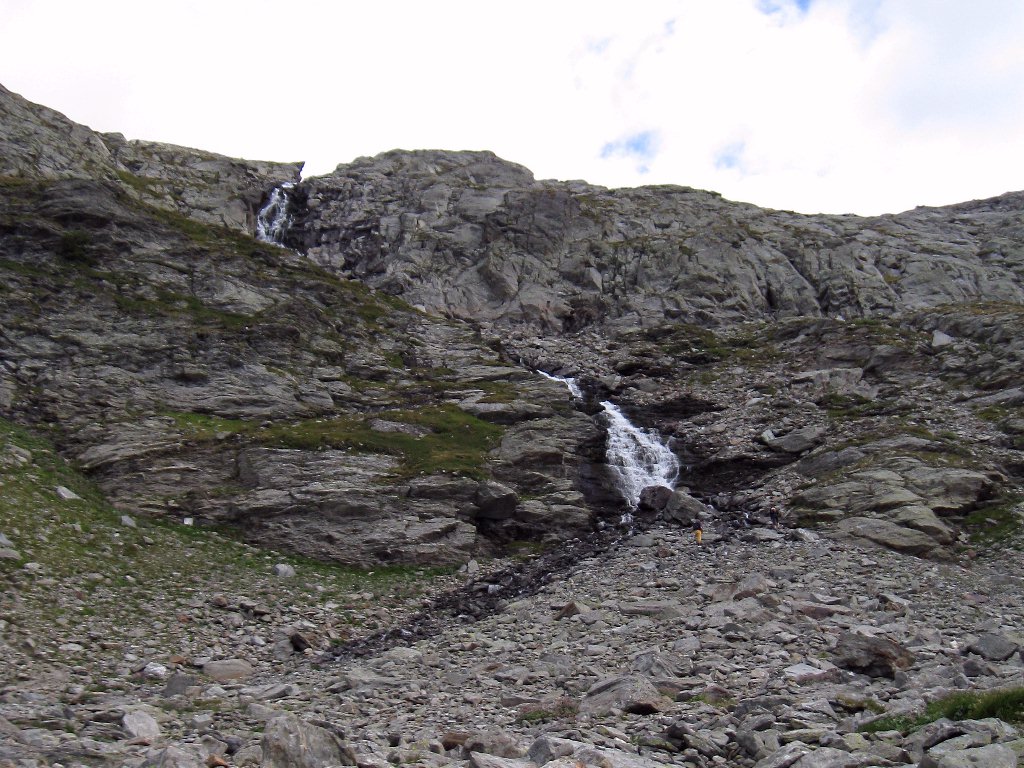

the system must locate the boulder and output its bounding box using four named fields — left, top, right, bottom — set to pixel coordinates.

left=202, top=658, right=254, bottom=682
left=463, top=728, right=527, bottom=758
left=638, top=484, right=674, bottom=513
left=832, top=632, right=915, bottom=678
left=662, top=490, right=708, bottom=524
left=579, top=675, right=672, bottom=715
left=261, top=713, right=356, bottom=768
left=965, top=633, right=1020, bottom=662
left=836, top=516, right=939, bottom=557
left=761, top=425, right=827, bottom=454
left=892, top=505, right=957, bottom=544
